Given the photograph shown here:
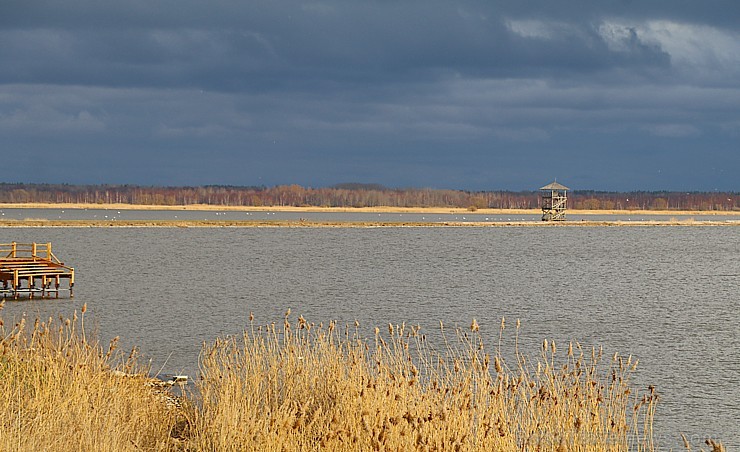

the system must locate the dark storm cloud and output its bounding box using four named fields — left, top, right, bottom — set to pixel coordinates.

left=1, top=0, right=739, bottom=190
left=0, top=0, right=678, bottom=89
